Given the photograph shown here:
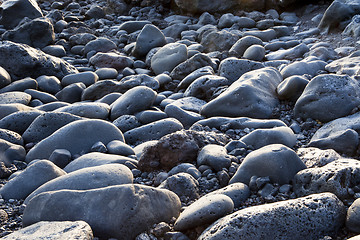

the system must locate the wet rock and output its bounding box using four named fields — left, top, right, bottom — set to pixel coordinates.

left=198, top=193, right=345, bottom=240
left=23, top=184, right=181, bottom=240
